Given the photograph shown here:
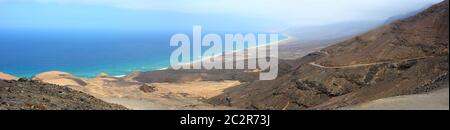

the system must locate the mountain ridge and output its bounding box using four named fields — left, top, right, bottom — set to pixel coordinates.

left=208, top=0, right=449, bottom=110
